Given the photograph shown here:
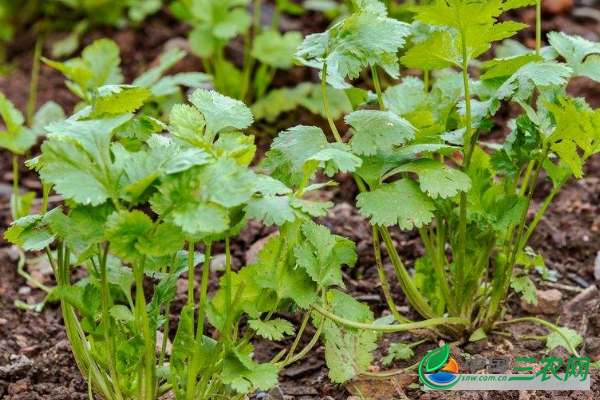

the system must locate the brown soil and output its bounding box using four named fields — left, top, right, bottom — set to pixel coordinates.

left=1, top=3, right=600, bottom=400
